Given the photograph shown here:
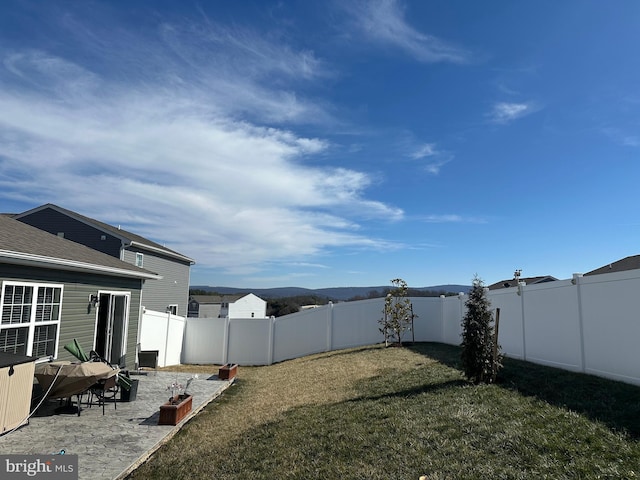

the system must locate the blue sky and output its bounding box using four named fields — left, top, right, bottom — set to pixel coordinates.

left=1, top=1, right=640, bottom=289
